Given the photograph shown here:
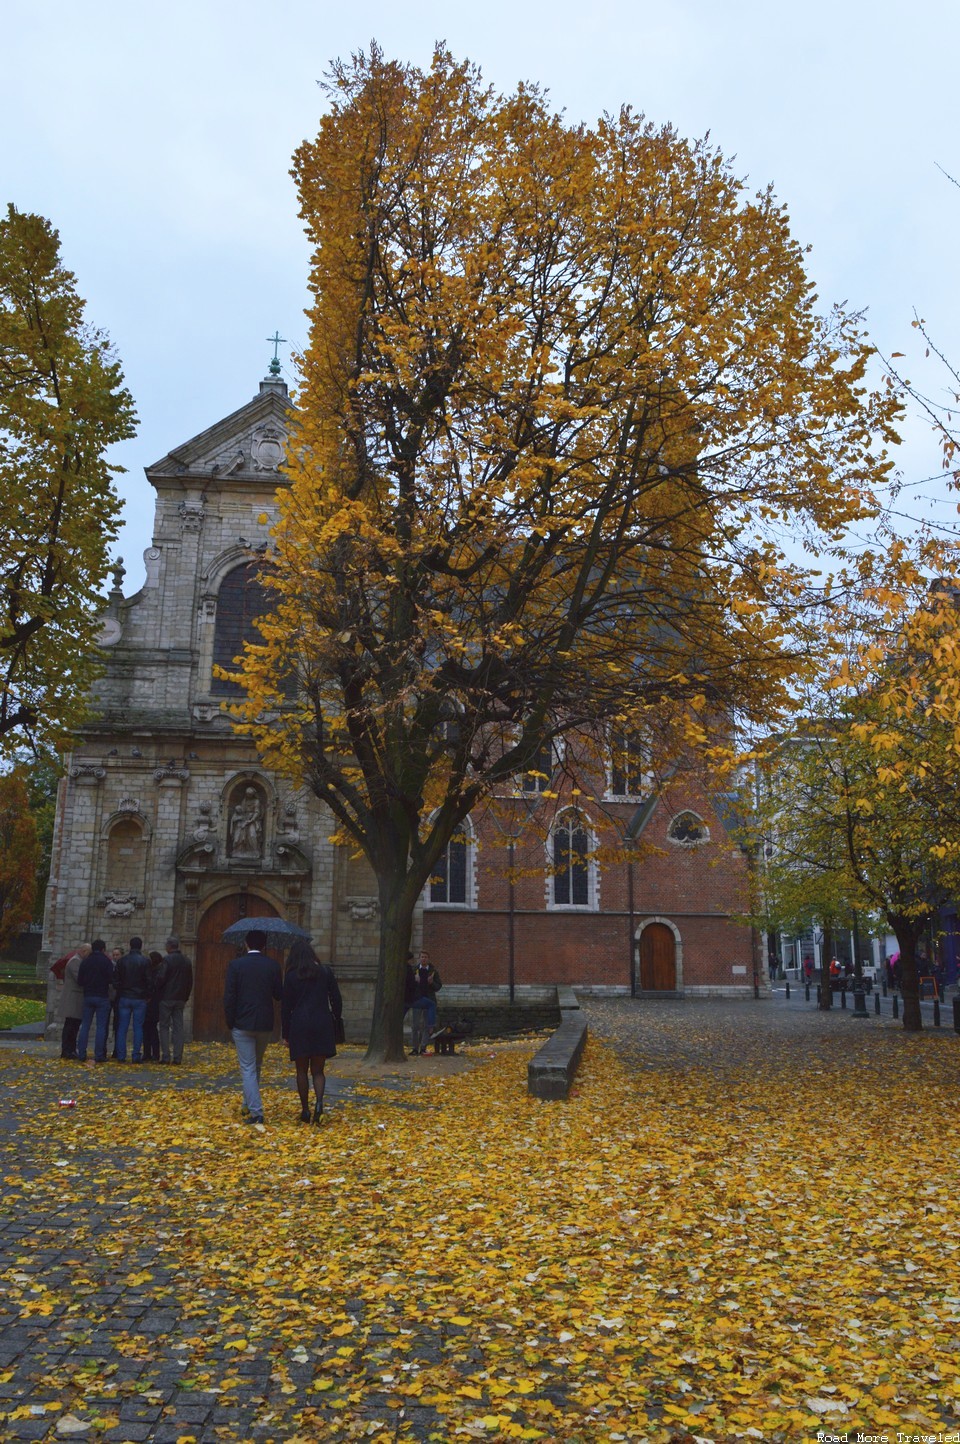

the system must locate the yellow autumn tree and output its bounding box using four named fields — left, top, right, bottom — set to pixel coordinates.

left=235, top=45, right=900, bottom=1061
left=749, top=537, right=960, bottom=1031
